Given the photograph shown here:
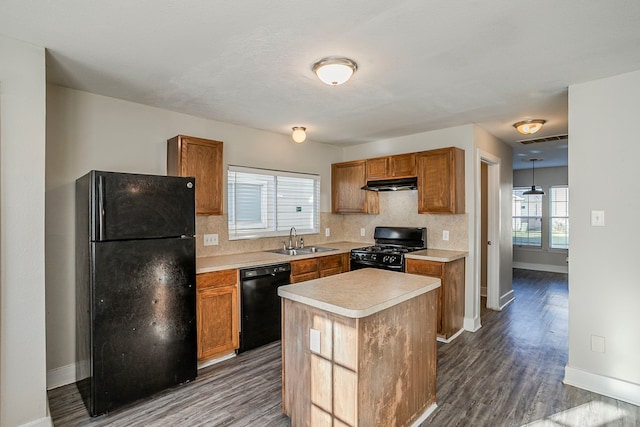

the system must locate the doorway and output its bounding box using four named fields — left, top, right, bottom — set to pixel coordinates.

left=476, top=150, right=501, bottom=314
